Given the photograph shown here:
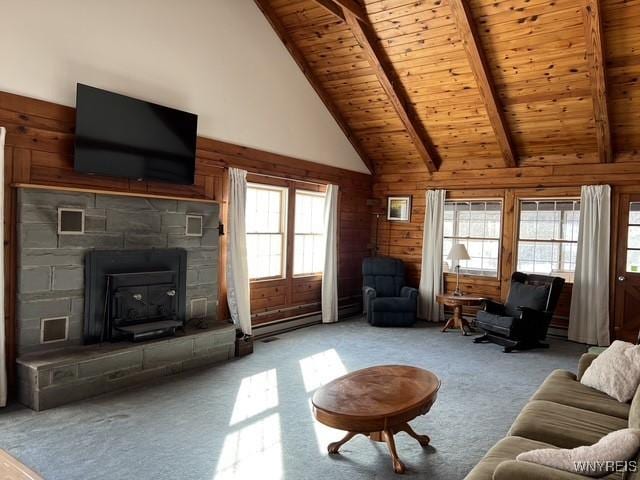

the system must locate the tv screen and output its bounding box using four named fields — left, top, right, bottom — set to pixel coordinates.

left=74, top=84, right=197, bottom=185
